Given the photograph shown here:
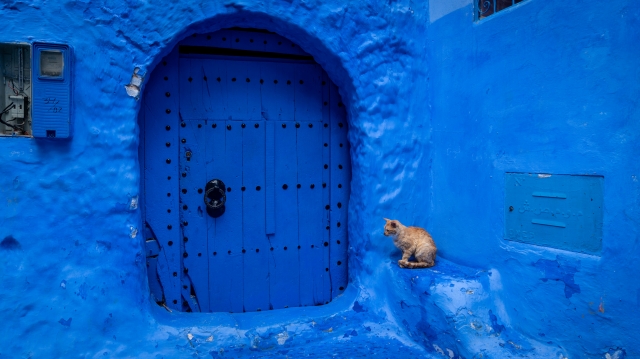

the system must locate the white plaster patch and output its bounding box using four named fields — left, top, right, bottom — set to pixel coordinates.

left=129, top=226, right=138, bottom=238
left=429, top=0, right=472, bottom=23
left=538, top=173, right=552, bottom=178
left=125, top=67, right=143, bottom=99
left=446, top=348, right=454, bottom=358
left=606, top=350, right=624, bottom=359
left=470, top=320, right=482, bottom=330
left=129, top=195, right=138, bottom=210
left=276, top=331, right=289, bottom=345
left=433, top=344, right=445, bottom=356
